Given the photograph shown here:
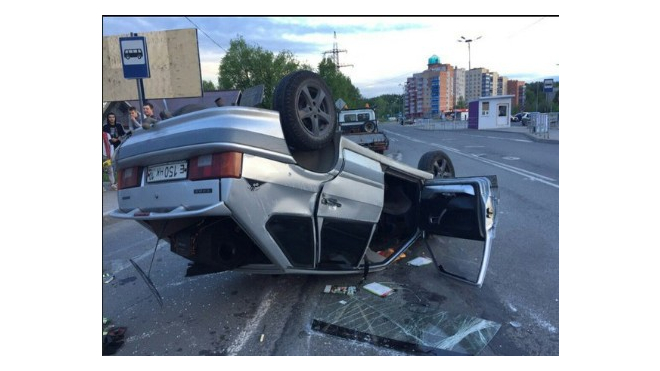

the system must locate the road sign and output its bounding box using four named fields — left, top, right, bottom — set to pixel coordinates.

left=543, top=78, right=554, bottom=93
left=119, top=36, right=150, bottom=79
